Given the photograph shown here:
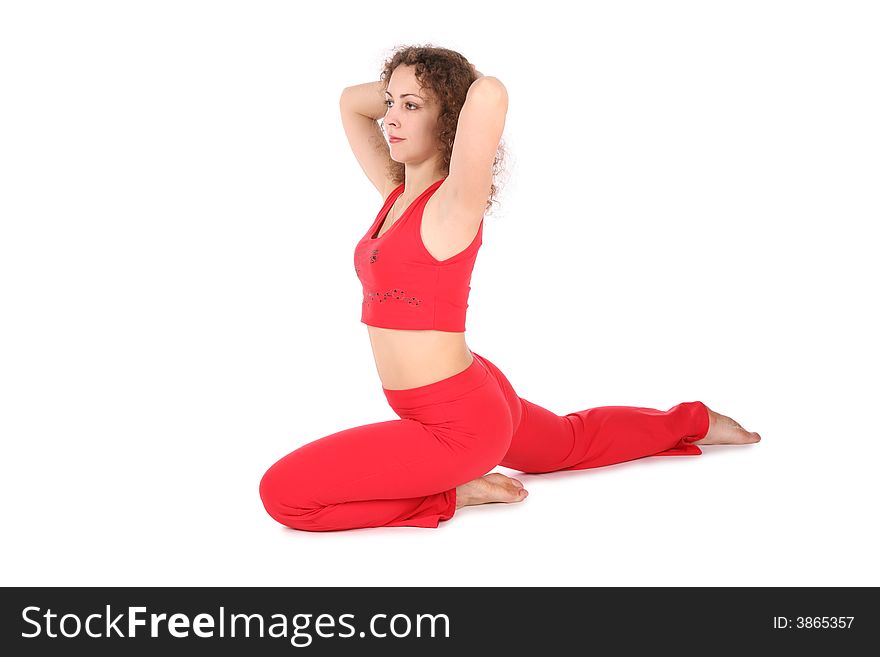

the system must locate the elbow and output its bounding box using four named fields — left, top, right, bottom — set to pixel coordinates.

left=485, top=76, right=507, bottom=95
left=470, top=76, right=508, bottom=103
